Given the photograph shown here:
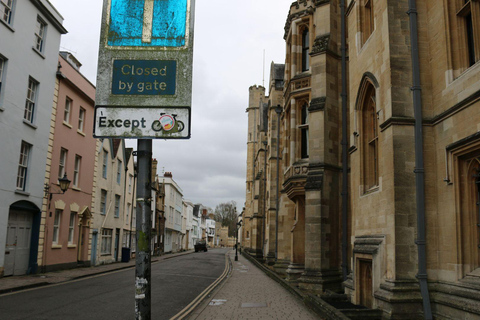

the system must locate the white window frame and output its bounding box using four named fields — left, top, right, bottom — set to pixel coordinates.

left=101, top=228, right=112, bottom=255
left=0, top=56, right=5, bottom=101
left=126, top=203, right=131, bottom=225
left=128, top=174, right=133, bottom=193
left=68, top=212, right=75, bottom=244
left=24, top=77, right=38, bottom=123
left=114, top=194, right=120, bottom=217
left=16, top=141, right=31, bottom=191
left=58, top=148, right=67, bottom=179
left=117, top=159, right=122, bottom=184
left=78, top=107, right=85, bottom=132
left=34, top=17, right=46, bottom=52
left=73, top=155, right=81, bottom=187
left=53, top=210, right=61, bottom=244
left=64, top=97, right=72, bottom=124
left=100, top=189, right=107, bottom=215
left=102, top=150, right=108, bottom=179
left=1, top=0, right=13, bottom=25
